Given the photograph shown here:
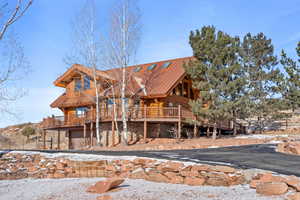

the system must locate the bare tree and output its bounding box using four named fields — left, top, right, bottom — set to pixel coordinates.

left=64, top=0, right=103, bottom=145
left=106, top=0, right=141, bottom=145
left=0, top=0, right=32, bottom=118
left=0, top=0, right=33, bottom=40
